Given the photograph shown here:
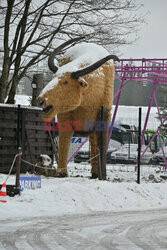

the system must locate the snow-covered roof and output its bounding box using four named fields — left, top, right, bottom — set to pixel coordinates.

left=0, top=95, right=41, bottom=111
left=112, top=105, right=159, bottom=130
